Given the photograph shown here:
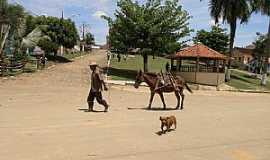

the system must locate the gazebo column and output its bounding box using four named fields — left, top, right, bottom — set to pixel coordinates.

left=171, top=59, right=174, bottom=70
left=214, top=59, right=217, bottom=72
left=216, top=59, right=220, bottom=86
left=195, top=57, right=199, bottom=83
left=177, top=59, right=181, bottom=71
left=216, top=60, right=220, bottom=73
left=196, top=57, right=200, bottom=72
